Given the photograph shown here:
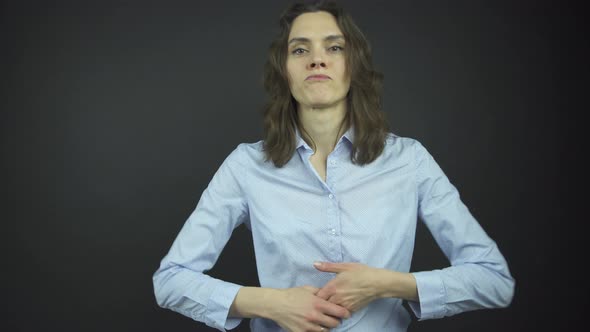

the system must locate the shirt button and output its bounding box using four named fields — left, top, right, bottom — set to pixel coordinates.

left=328, top=194, right=334, bottom=199
left=329, top=160, right=336, bottom=166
